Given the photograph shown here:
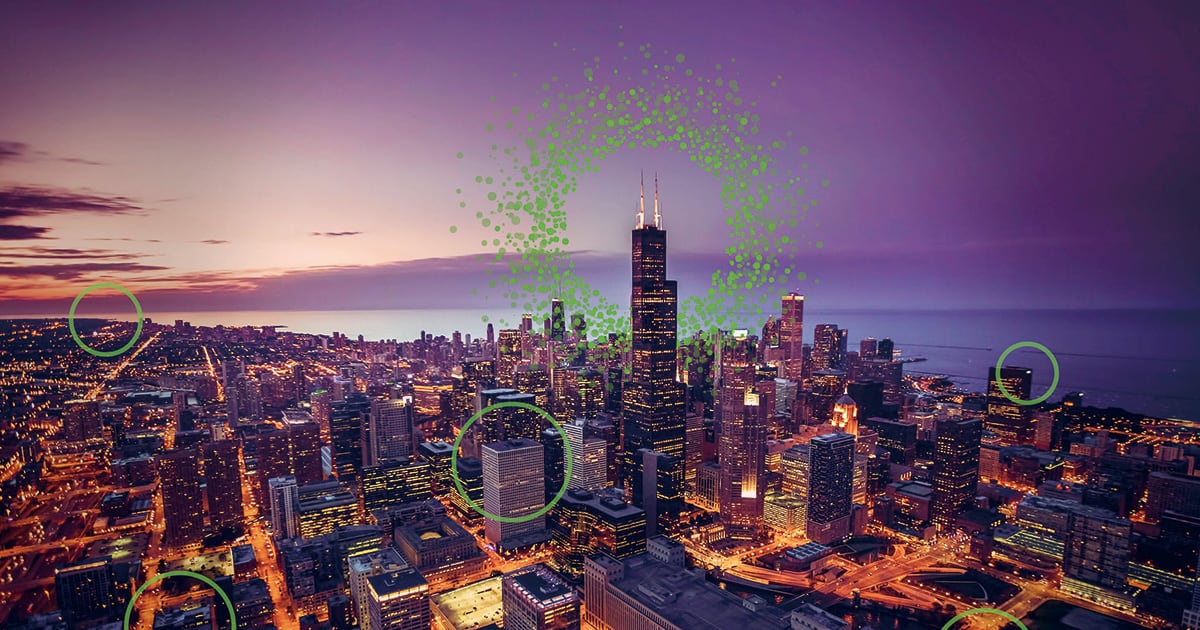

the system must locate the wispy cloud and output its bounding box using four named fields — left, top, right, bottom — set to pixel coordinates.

left=0, top=246, right=142, bottom=261
left=0, top=142, right=27, bottom=164
left=87, top=237, right=162, bottom=243
left=310, top=231, right=362, bottom=238
left=195, top=239, right=229, bottom=245
left=0, top=186, right=143, bottom=221
left=0, top=261, right=168, bottom=280
left=0, top=141, right=105, bottom=166
left=0, top=225, right=52, bottom=240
